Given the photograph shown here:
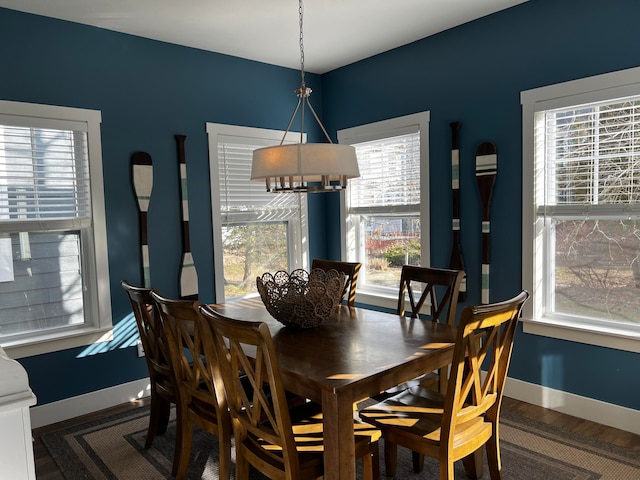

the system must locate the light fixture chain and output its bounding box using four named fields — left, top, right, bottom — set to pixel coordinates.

left=250, top=0, right=359, bottom=192
left=299, top=0, right=305, bottom=87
